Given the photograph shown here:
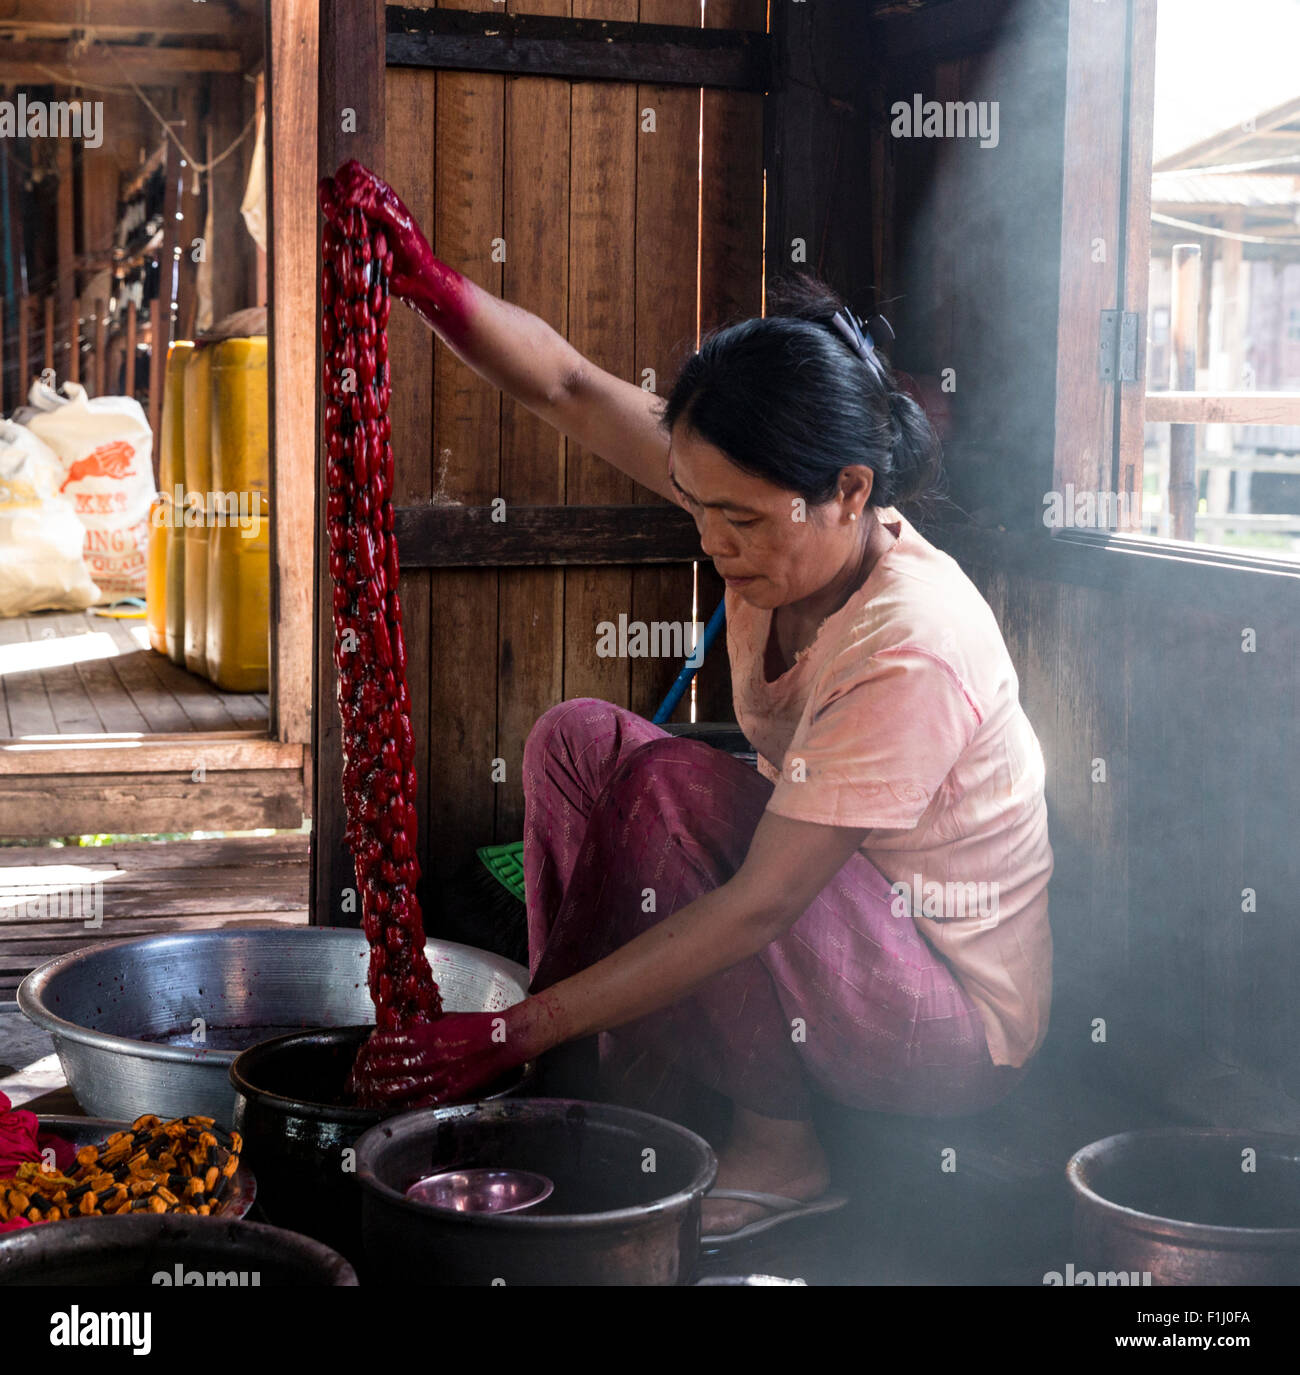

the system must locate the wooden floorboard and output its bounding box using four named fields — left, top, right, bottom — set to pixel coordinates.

left=0, top=610, right=266, bottom=741
left=0, top=834, right=310, bottom=995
